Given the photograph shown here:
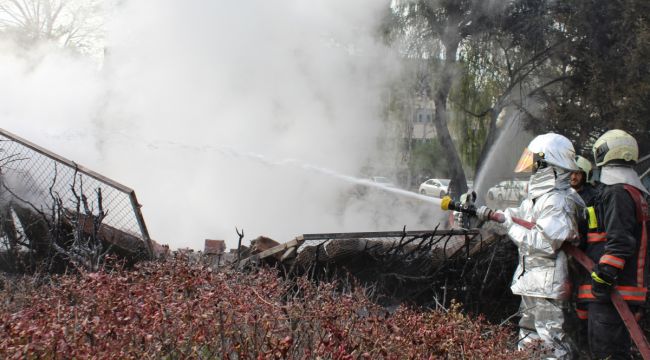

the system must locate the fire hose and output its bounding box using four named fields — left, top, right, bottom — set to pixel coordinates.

left=441, top=195, right=650, bottom=359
